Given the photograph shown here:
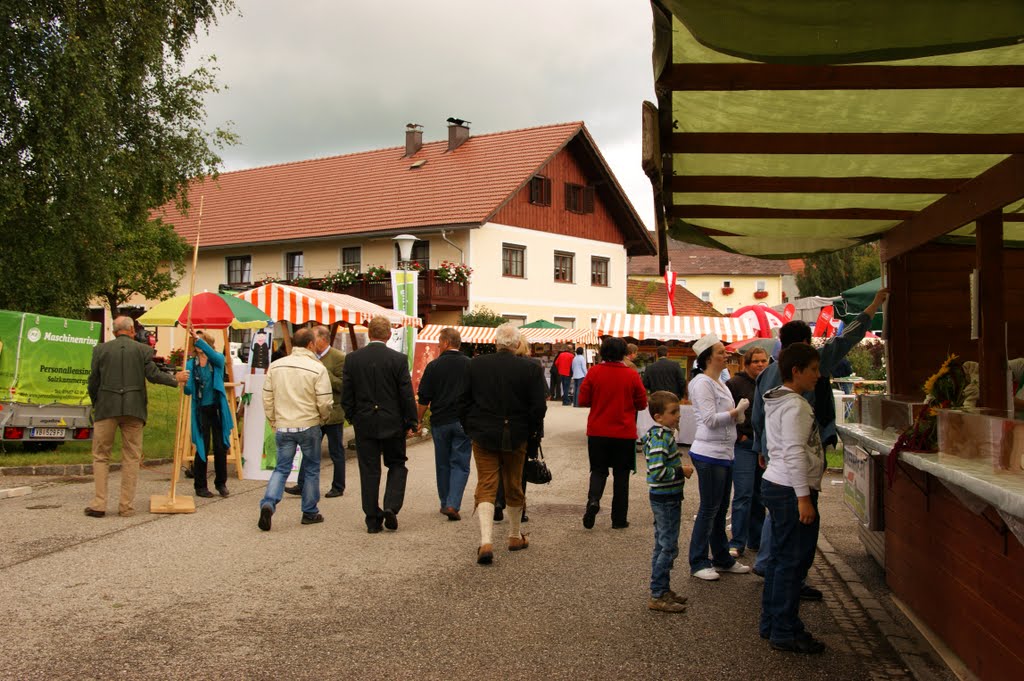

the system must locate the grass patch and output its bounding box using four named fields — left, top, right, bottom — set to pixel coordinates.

left=826, top=445, right=844, bottom=470
left=0, top=384, right=183, bottom=466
